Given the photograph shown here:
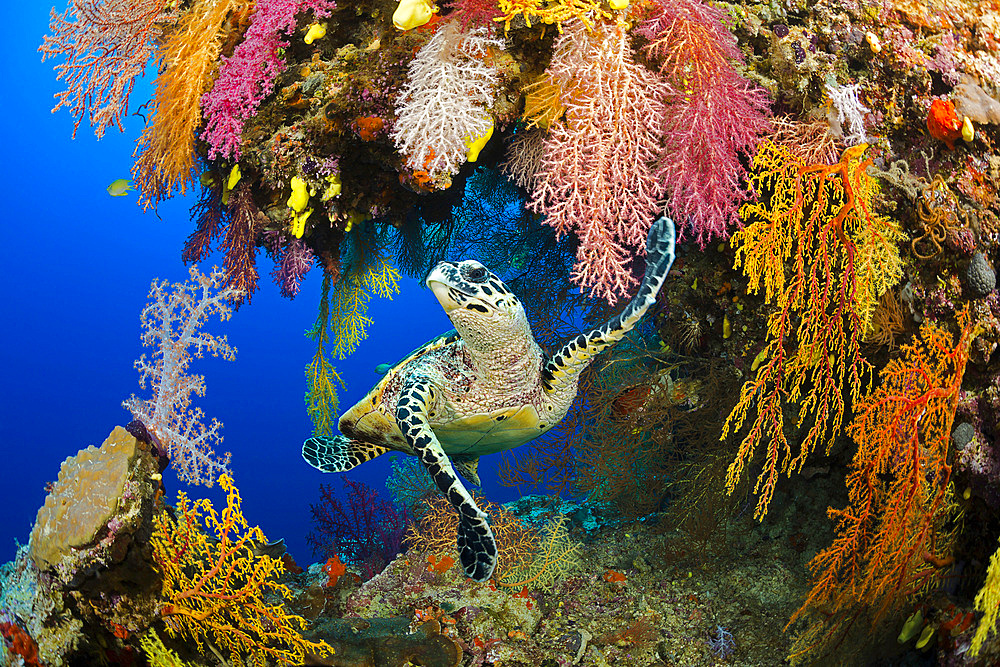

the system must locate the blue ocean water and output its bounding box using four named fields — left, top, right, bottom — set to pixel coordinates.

left=0, top=5, right=522, bottom=568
